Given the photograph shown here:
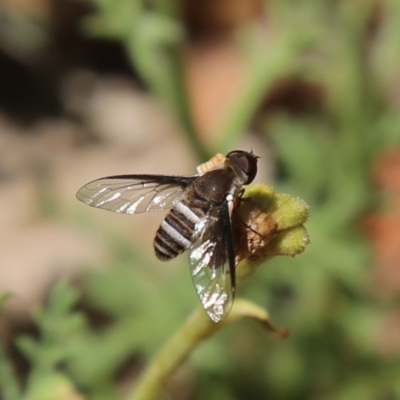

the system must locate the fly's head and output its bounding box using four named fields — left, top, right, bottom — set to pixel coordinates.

left=225, top=150, right=259, bottom=185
